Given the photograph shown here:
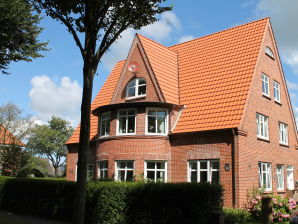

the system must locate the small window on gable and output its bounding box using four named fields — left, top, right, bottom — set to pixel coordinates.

left=265, top=46, right=274, bottom=59
left=126, top=78, right=146, bottom=99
